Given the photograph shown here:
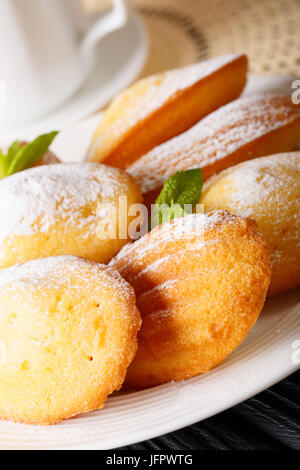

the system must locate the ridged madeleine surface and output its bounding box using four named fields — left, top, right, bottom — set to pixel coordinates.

left=0, top=163, right=143, bottom=268
left=110, top=211, right=271, bottom=388
left=201, top=153, right=300, bottom=296
left=87, top=54, right=247, bottom=168
left=128, top=94, right=300, bottom=204
left=0, top=256, right=141, bottom=424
